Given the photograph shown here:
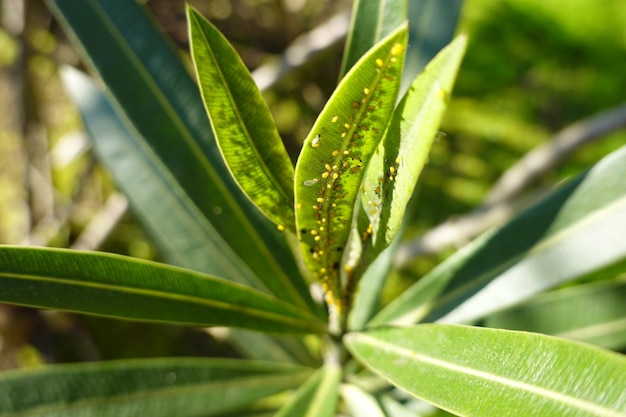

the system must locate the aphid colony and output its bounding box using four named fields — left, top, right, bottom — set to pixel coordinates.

left=297, top=42, right=404, bottom=309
